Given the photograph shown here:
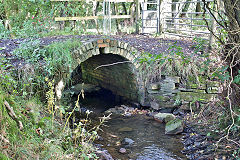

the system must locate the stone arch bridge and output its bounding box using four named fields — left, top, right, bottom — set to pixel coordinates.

left=69, top=38, right=145, bottom=104
left=0, top=35, right=200, bottom=106
left=51, top=35, right=198, bottom=106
